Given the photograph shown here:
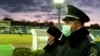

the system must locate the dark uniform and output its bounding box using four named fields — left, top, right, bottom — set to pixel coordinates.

left=43, top=40, right=61, bottom=56
left=57, top=5, right=98, bottom=56
left=43, top=26, right=62, bottom=56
